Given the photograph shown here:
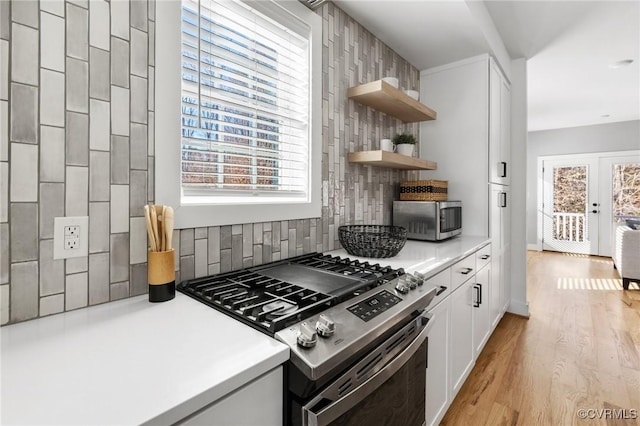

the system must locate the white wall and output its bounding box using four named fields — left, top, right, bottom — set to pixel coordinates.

left=526, top=120, right=640, bottom=245
left=509, top=58, right=529, bottom=317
